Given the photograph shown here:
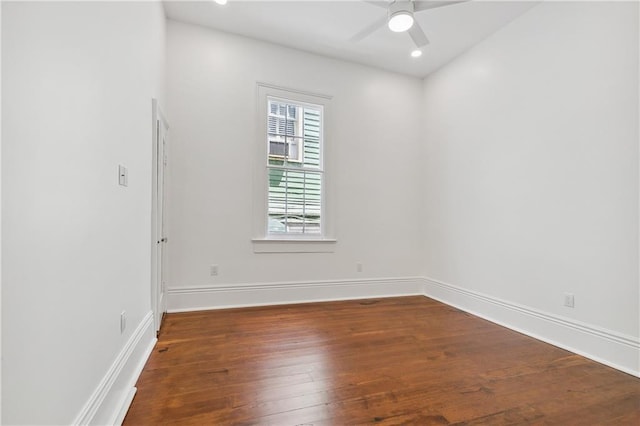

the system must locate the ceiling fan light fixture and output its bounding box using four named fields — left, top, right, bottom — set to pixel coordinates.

left=411, top=49, right=422, bottom=58
left=388, top=11, right=414, bottom=32
left=214, top=0, right=228, bottom=5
